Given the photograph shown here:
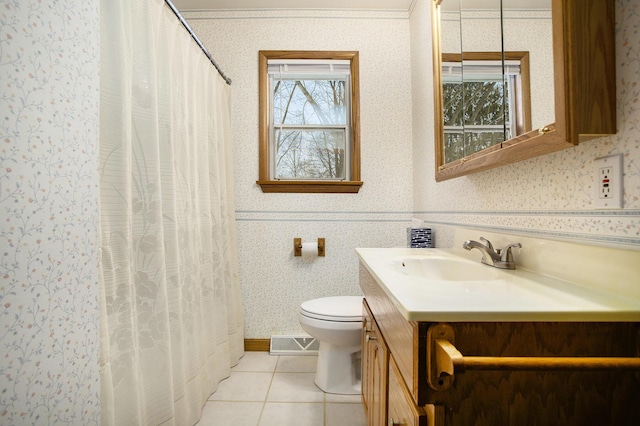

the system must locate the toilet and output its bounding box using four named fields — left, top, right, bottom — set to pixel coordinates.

left=299, top=296, right=363, bottom=395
